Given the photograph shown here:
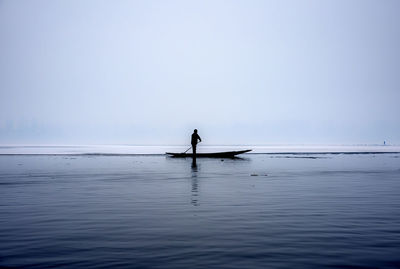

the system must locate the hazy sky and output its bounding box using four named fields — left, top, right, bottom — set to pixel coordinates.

left=1, top=0, right=399, bottom=145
